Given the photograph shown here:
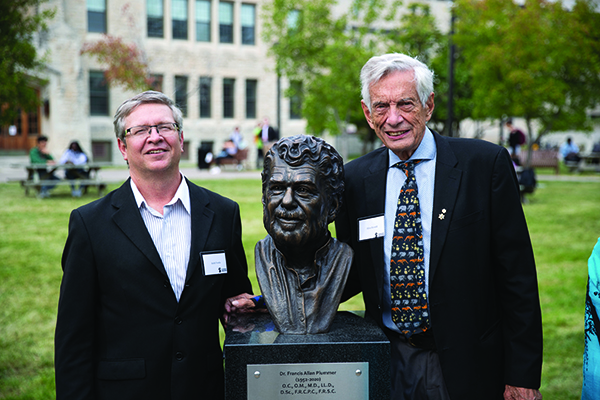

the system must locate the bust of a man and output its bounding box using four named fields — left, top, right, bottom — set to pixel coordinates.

left=255, top=135, right=353, bottom=334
